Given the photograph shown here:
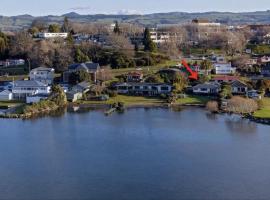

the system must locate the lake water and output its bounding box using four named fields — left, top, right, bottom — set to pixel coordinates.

left=0, top=108, right=270, bottom=200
